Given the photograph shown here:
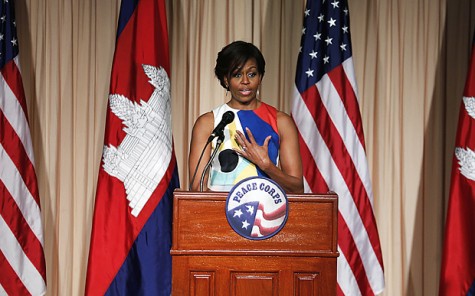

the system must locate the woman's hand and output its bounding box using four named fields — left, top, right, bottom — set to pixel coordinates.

left=233, top=121, right=303, bottom=193
left=233, top=128, right=272, bottom=170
